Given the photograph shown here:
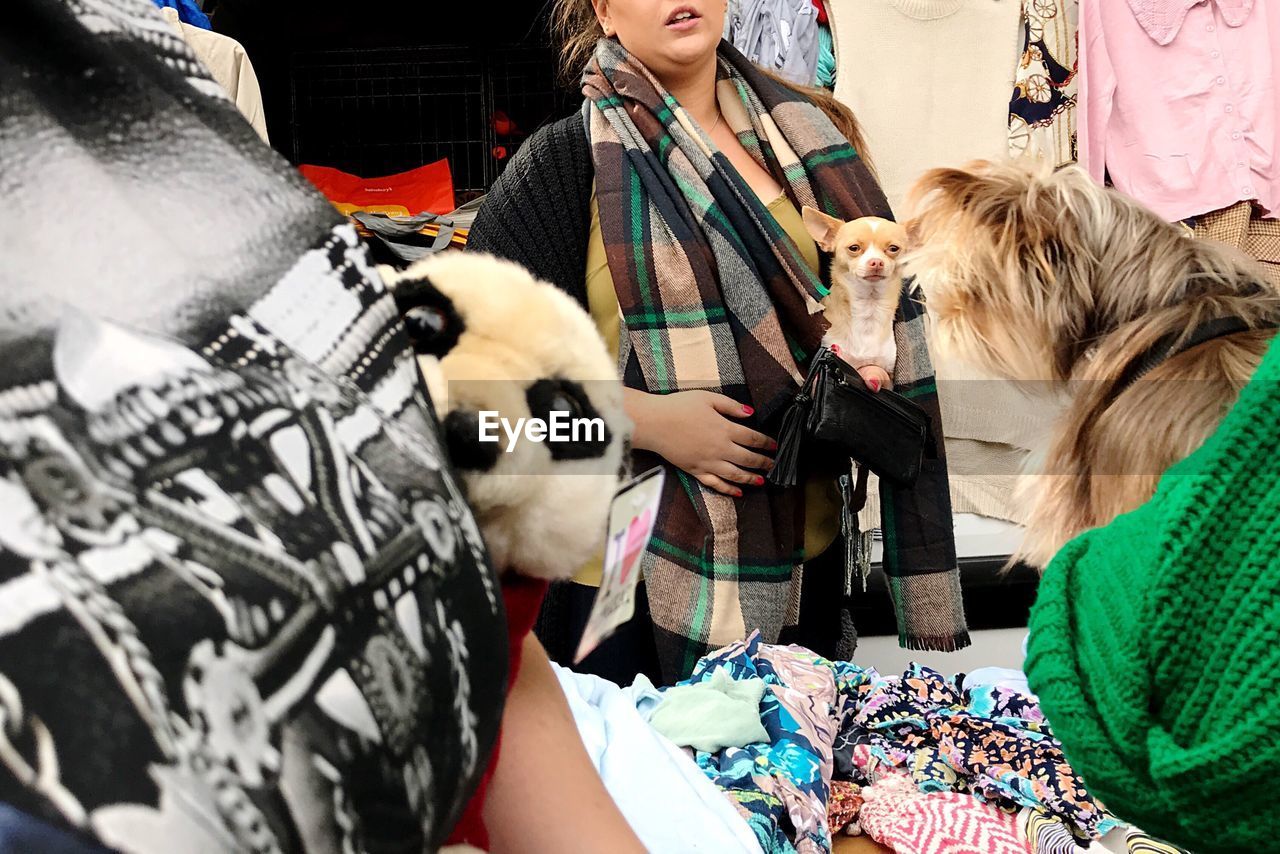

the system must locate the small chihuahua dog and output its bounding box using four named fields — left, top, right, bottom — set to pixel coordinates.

left=802, top=209, right=906, bottom=391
